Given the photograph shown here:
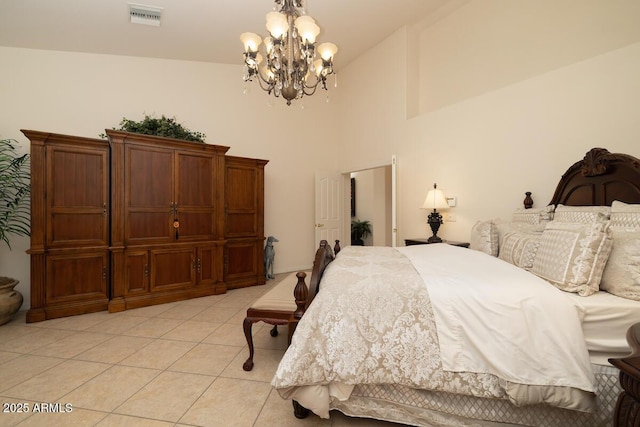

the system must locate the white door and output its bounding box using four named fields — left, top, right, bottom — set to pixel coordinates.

left=315, top=171, right=344, bottom=248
